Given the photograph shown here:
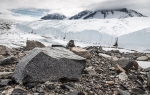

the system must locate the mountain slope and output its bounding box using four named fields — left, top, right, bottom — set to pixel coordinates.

left=41, top=13, right=66, bottom=20
left=69, top=8, right=147, bottom=19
